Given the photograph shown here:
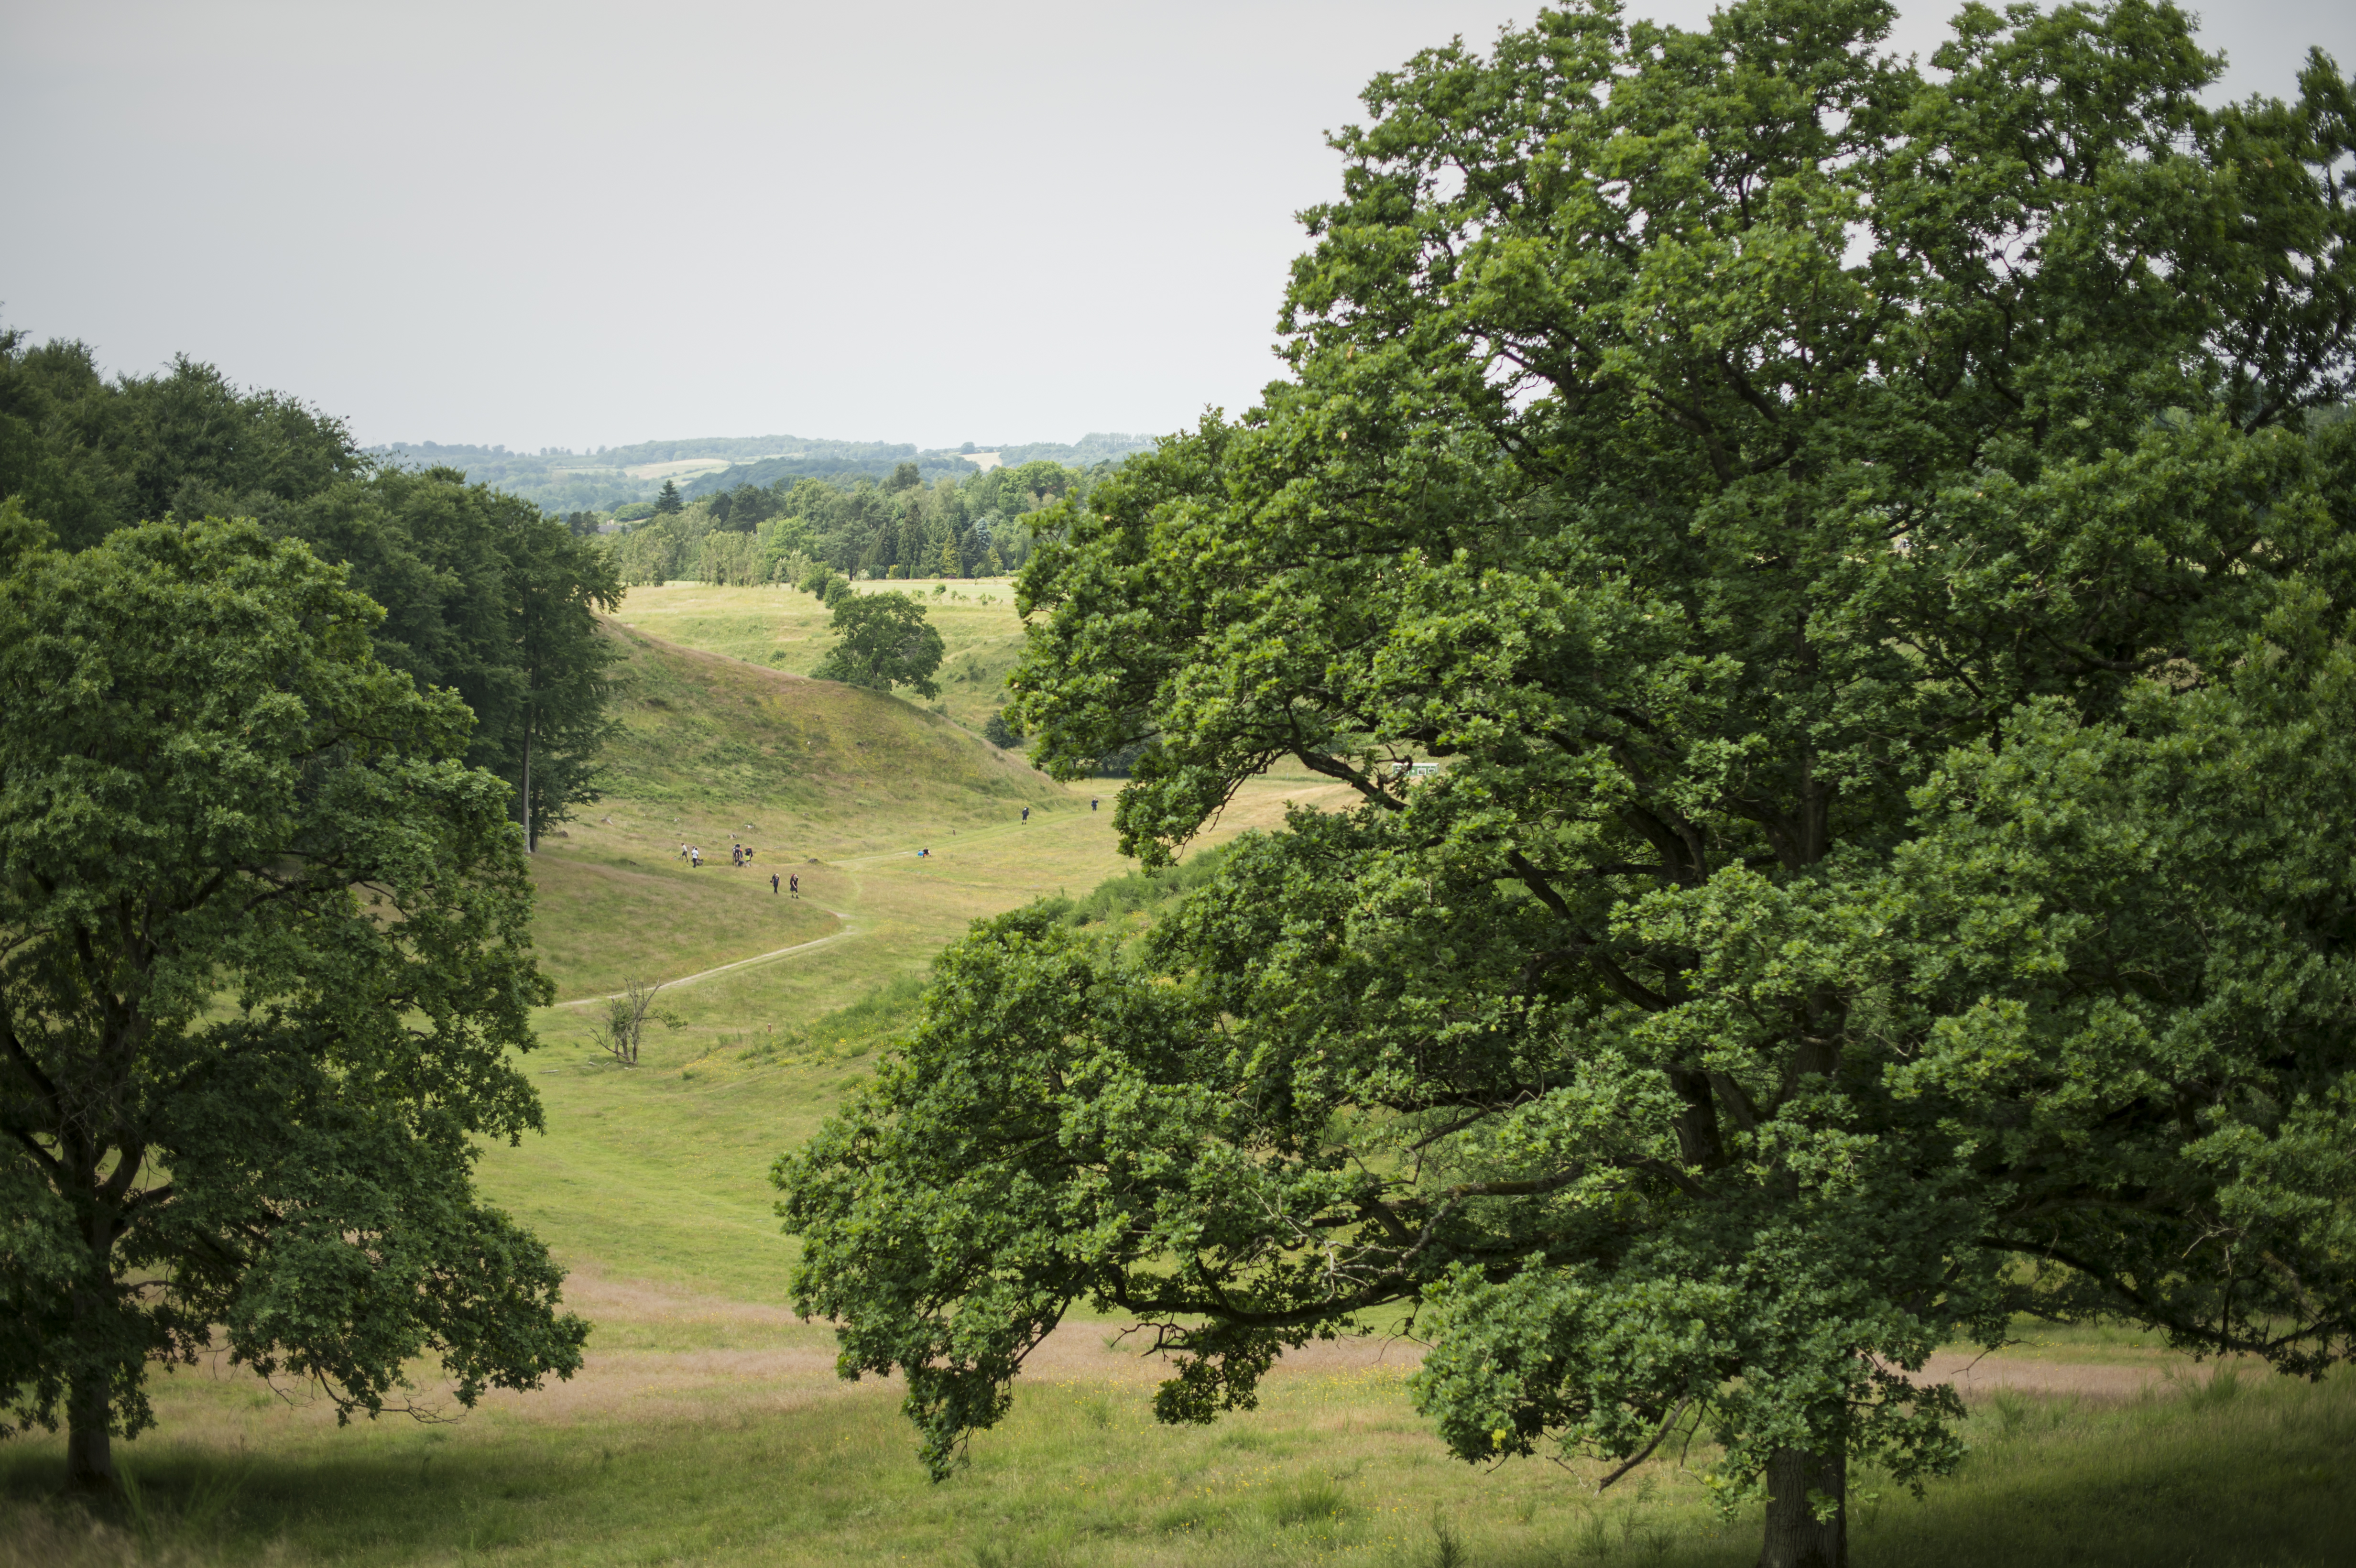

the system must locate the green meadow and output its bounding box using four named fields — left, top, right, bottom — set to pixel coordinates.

left=611, top=577, right=1035, bottom=735
left=6, top=588, right=2350, bottom=1566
